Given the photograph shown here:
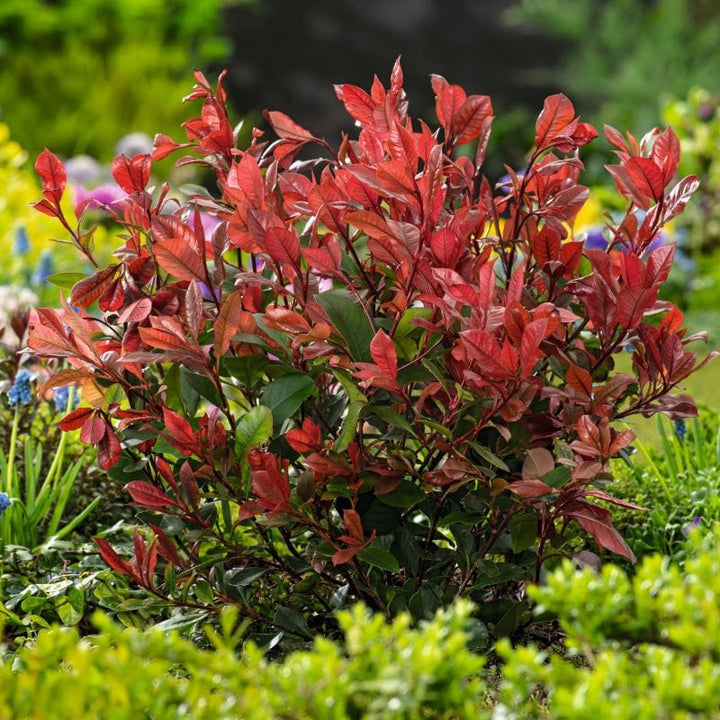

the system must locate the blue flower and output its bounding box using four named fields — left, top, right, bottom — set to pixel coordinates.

left=7, top=369, right=32, bottom=405
left=54, top=385, right=79, bottom=413
left=0, top=492, right=11, bottom=516
left=13, top=225, right=31, bottom=256
left=674, top=419, right=687, bottom=438
left=32, top=250, right=54, bottom=286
